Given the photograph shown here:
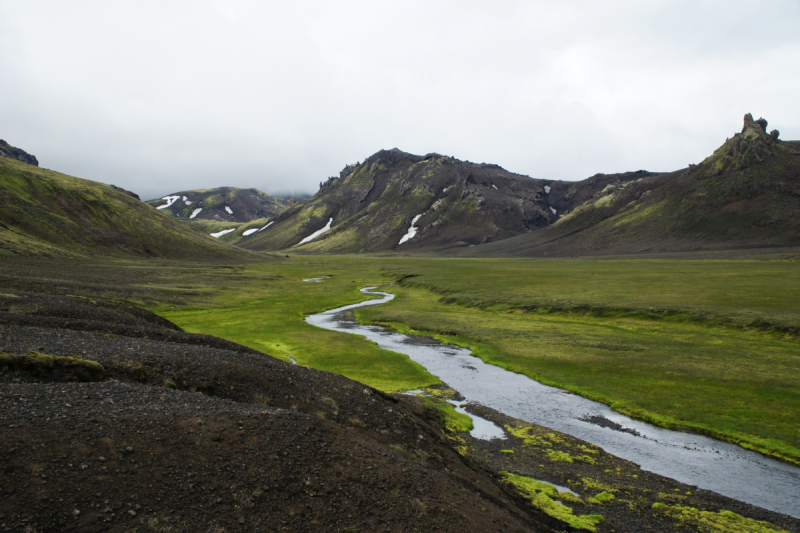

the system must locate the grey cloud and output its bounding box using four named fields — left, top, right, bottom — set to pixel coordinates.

left=1, top=1, right=798, bottom=201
